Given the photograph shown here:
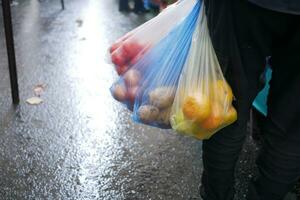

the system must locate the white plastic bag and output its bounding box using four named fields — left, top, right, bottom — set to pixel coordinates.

left=109, top=0, right=198, bottom=75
